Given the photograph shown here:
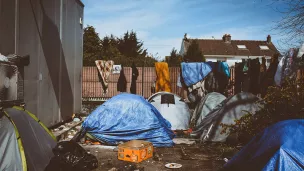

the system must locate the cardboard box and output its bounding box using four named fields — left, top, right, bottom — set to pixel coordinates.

left=118, top=140, right=153, bottom=163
